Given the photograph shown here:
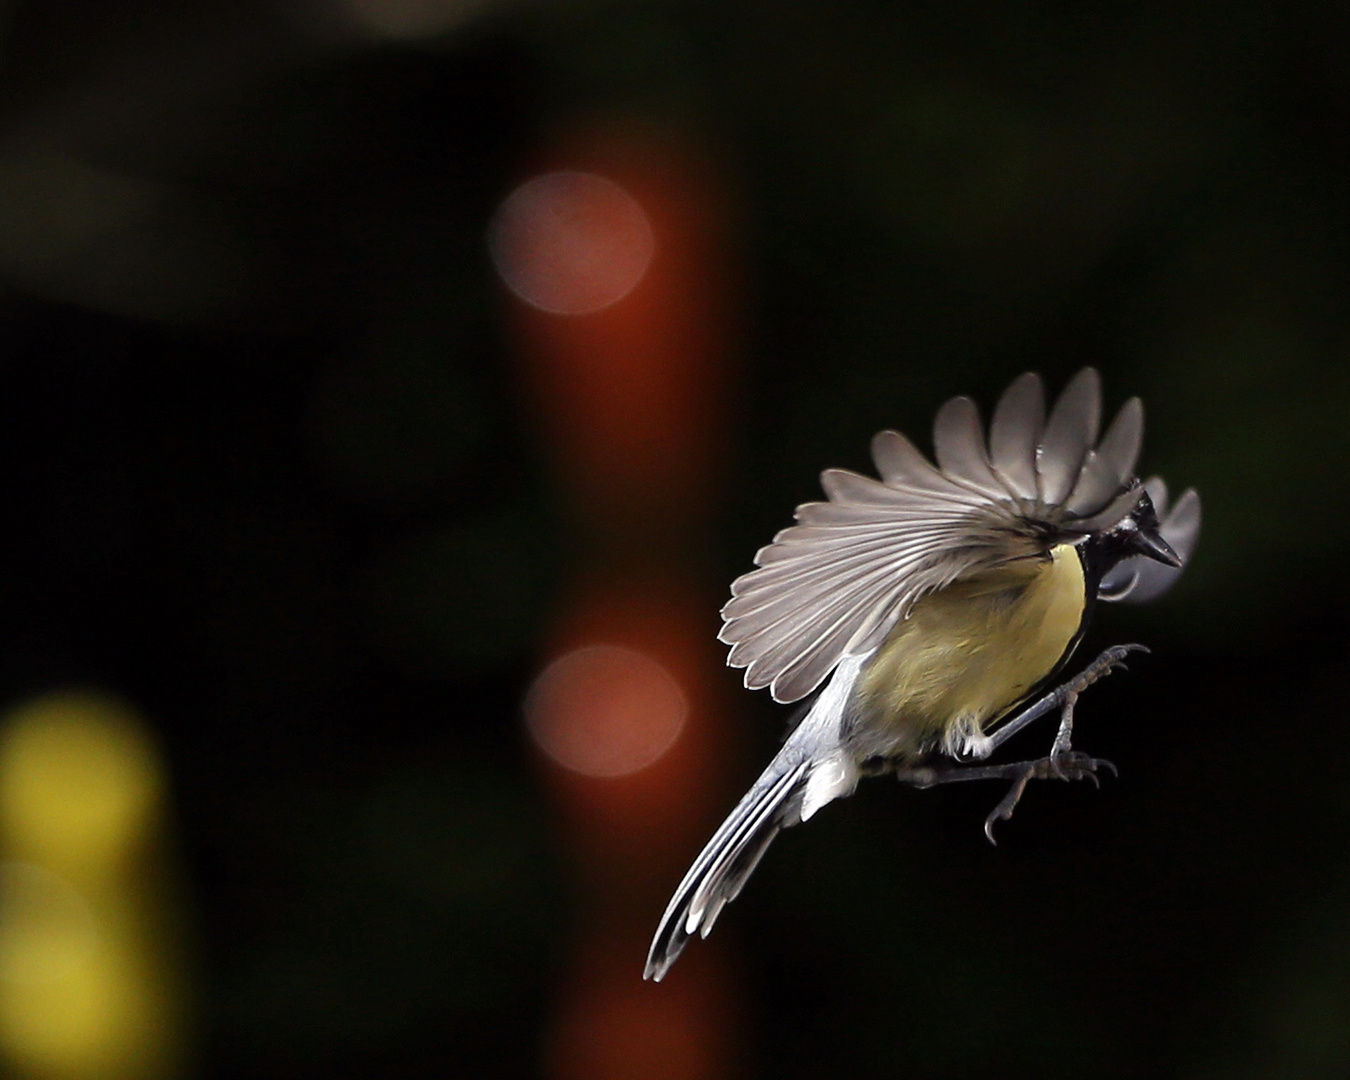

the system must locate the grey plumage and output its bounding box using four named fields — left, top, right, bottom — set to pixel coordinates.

left=720, top=369, right=1152, bottom=706
left=1063, top=388, right=1143, bottom=517
left=988, top=371, right=1044, bottom=499
left=646, top=655, right=867, bottom=981
left=646, top=756, right=809, bottom=971
left=1037, top=367, right=1101, bottom=505
left=645, top=369, right=1198, bottom=983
